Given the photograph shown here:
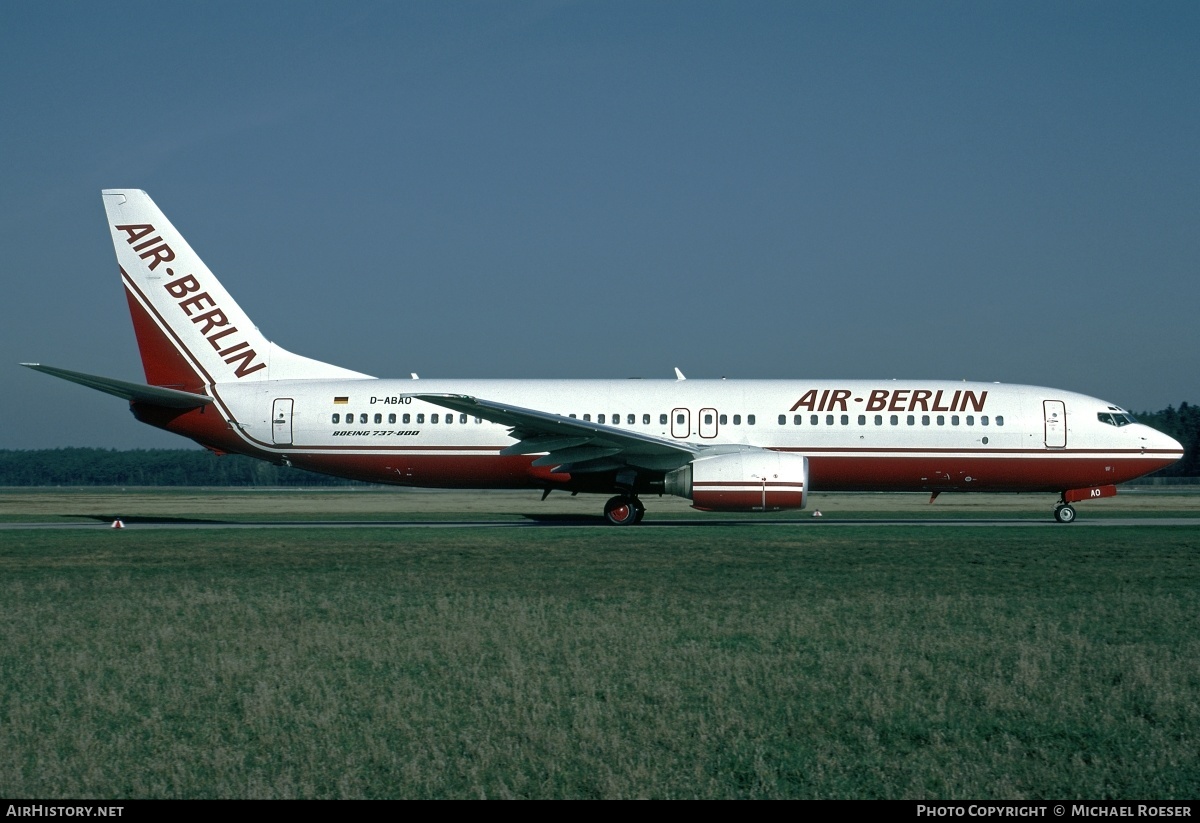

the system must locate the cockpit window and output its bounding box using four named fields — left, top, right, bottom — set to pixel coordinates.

left=1098, top=412, right=1137, bottom=427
